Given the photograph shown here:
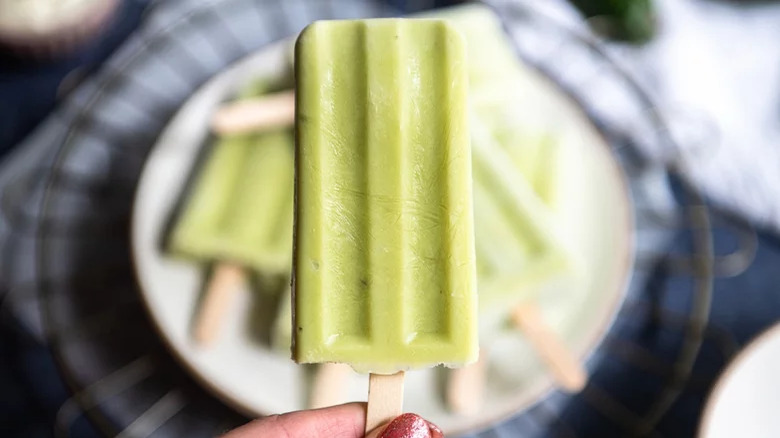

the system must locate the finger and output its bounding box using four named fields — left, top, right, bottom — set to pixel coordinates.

left=364, top=413, right=444, bottom=438
left=222, top=402, right=366, bottom=438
